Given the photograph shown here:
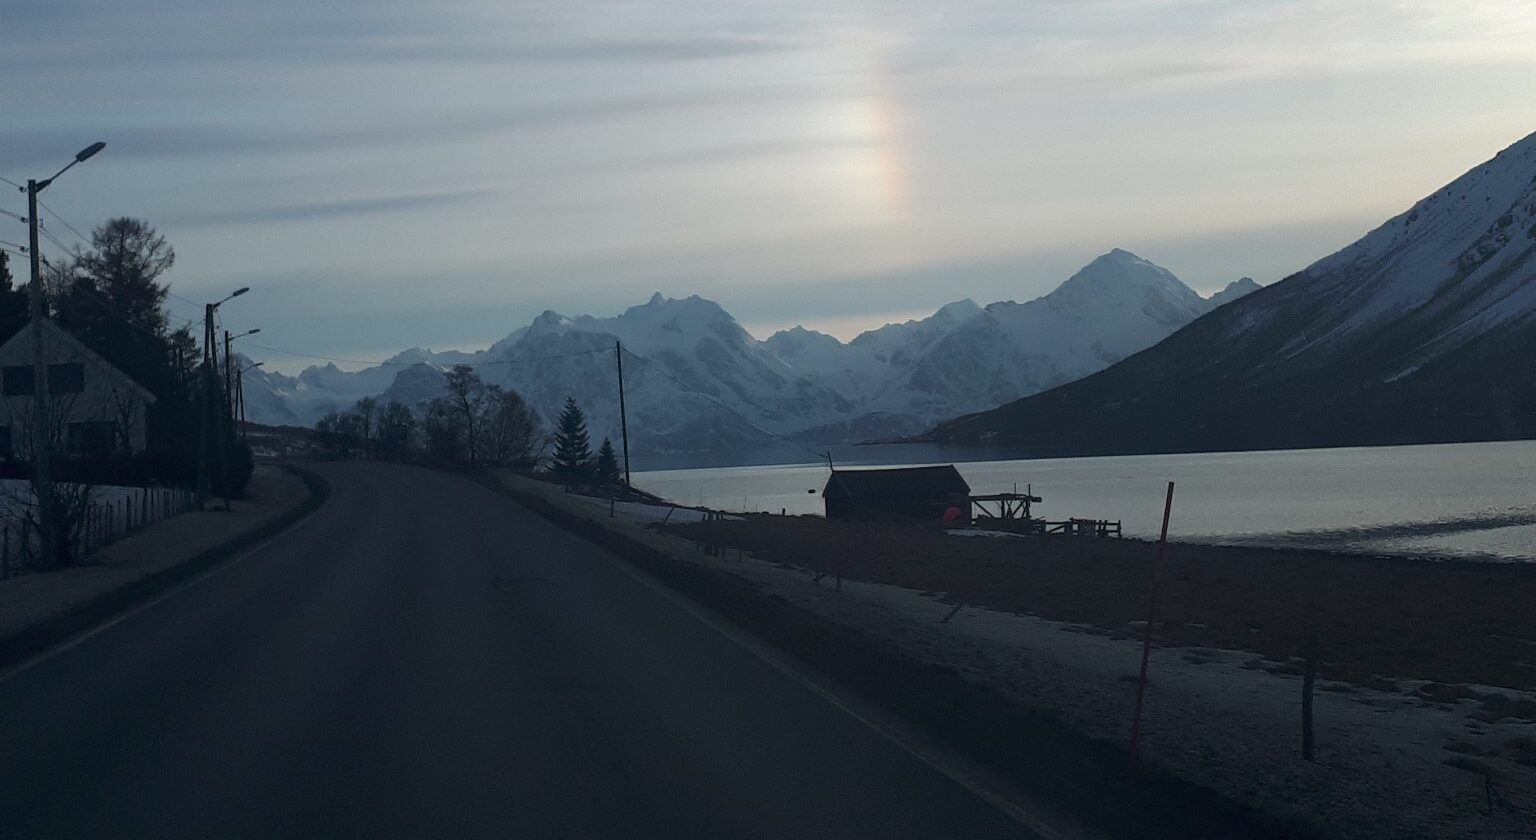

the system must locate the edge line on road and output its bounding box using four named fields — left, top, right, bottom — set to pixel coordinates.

left=574, top=511, right=1073, bottom=840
